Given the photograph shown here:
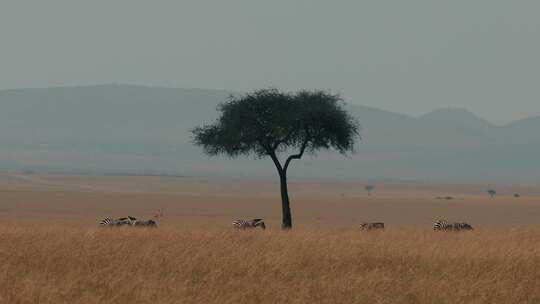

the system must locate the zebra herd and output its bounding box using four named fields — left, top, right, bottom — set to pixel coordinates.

left=99, top=210, right=162, bottom=228
left=98, top=213, right=473, bottom=232
left=228, top=219, right=473, bottom=231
